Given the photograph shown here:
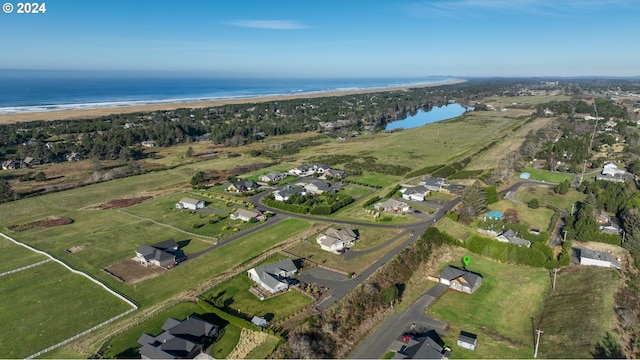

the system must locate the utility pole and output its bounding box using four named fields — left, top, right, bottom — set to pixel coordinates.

left=534, top=329, right=544, bottom=358
left=552, top=268, right=558, bottom=290
left=563, top=229, right=567, bottom=243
